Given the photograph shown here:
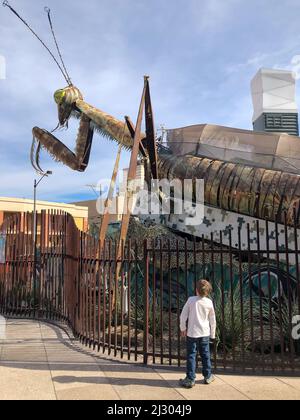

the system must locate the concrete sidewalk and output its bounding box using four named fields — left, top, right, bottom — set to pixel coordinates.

left=0, top=319, right=300, bottom=400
